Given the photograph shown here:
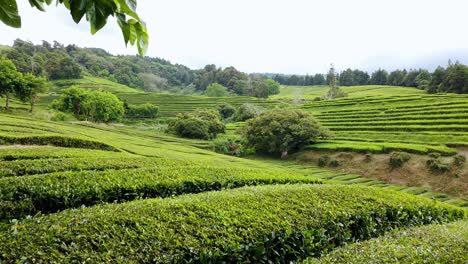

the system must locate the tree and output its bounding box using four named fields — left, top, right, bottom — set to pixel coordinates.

left=205, top=83, right=229, bottom=97
left=22, top=73, right=49, bottom=112
left=217, top=103, right=236, bottom=119
left=324, top=65, right=347, bottom=100
left=388, top=70, right=406, bottom=86
left=313, top=74, right=326, bottom=85
left=429, top=66, right=446, bottom=93
left=415, top=70, right=431, bottom=89
left=0, top=57, right=24, bottom=110
left=265, top=79, right=281, bottom=95
left=443, top=64, right=468, bottom=94
left=242, top=109, right=329, bottom=158
left=168, top=109, right=225, bottom=139
left=233, top=103, right=263, bottom=121
left=403, top=69, right=420, bottom=87
left=51, top=86, right=124, bottom=122
left=370, top=69, right=388, bottom=85
left=139, top=73, right=168, bottom=92
left=339, top=69, right=354, bottom=86
left=0, top=0, right=148, bottom=55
